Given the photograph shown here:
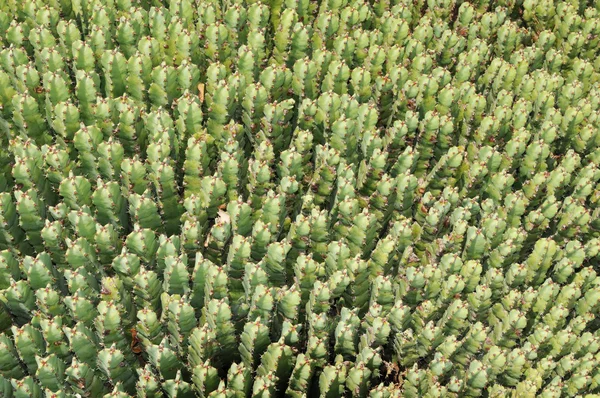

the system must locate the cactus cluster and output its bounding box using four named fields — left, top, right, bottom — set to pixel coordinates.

left=1, top=0, right=600, bottom=396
